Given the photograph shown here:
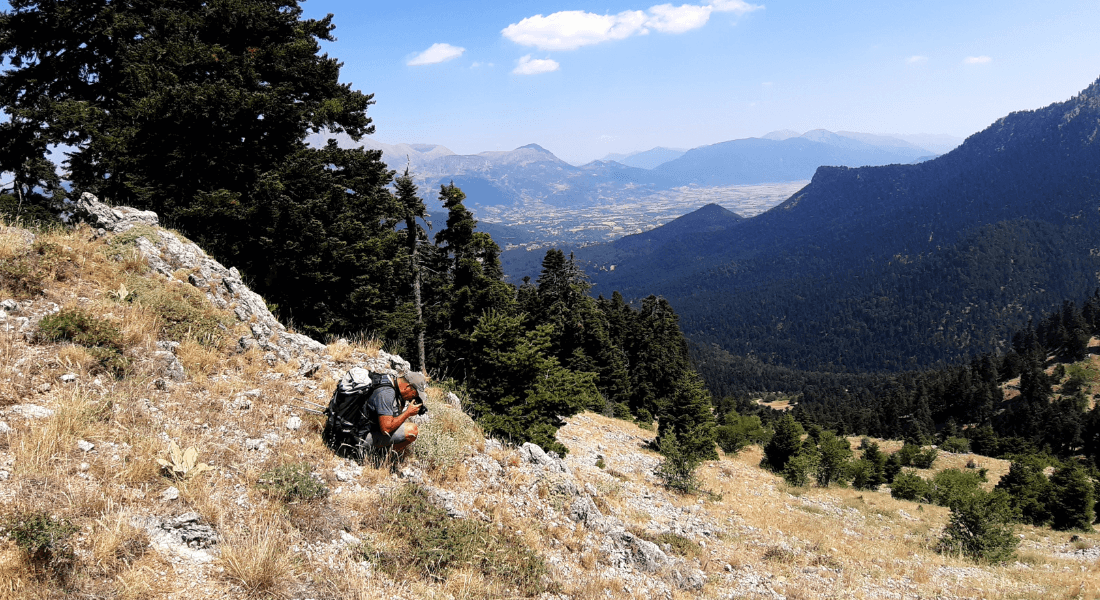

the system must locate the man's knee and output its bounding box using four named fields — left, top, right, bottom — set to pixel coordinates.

left=405, top=423, right=419, bottom=441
